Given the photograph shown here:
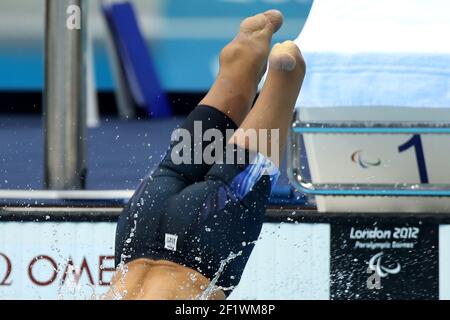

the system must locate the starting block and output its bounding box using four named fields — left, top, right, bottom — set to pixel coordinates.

left=288, top=0, right=450, bottom=212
